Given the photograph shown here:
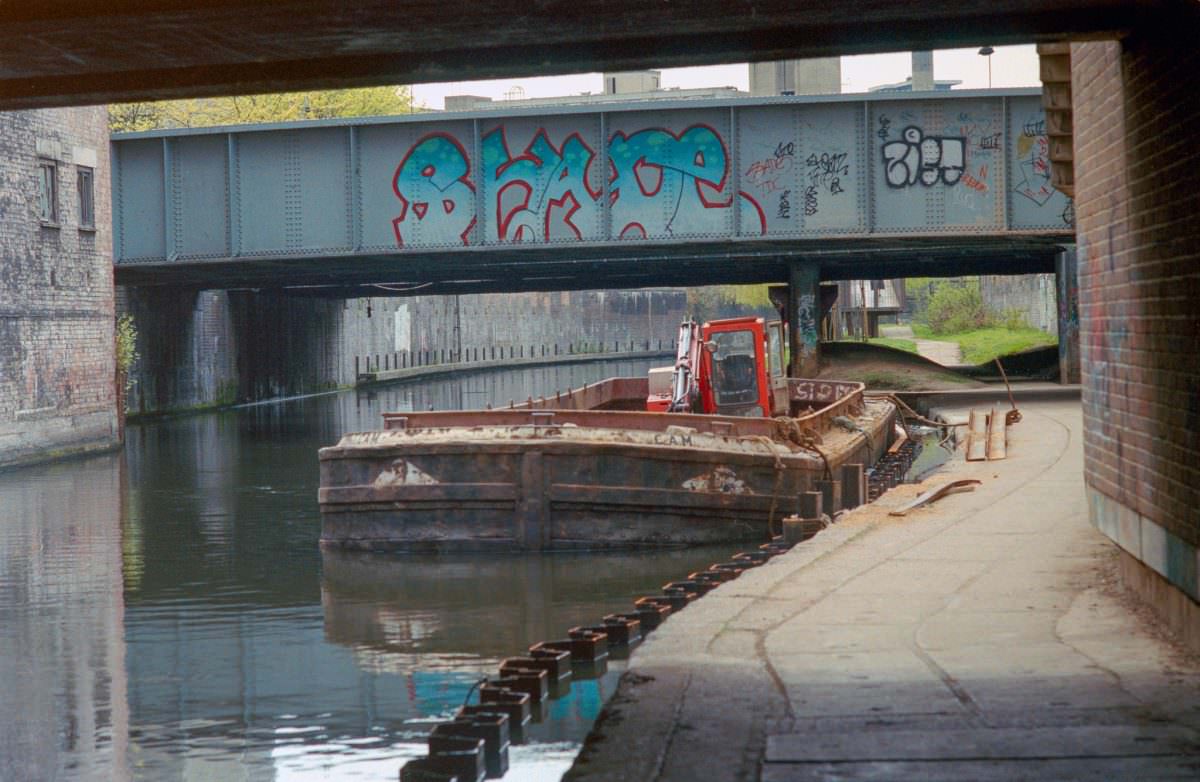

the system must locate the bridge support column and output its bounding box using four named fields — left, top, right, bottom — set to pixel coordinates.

left=1055, top=247, right=1080, bottom=385
left=119, top=287, right=238, bottom=415
left=787, top=262, right=820, bottom=378
left=1072, top=32, right=1200, bottom=652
